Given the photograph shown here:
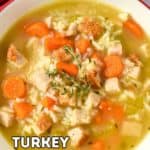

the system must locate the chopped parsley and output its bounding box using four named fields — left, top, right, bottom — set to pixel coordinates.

left=63, top=45, right=81, bottom=67
left=47, top=68, right=58, bottom=77
left=49, top=71, right=91, bottom=99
